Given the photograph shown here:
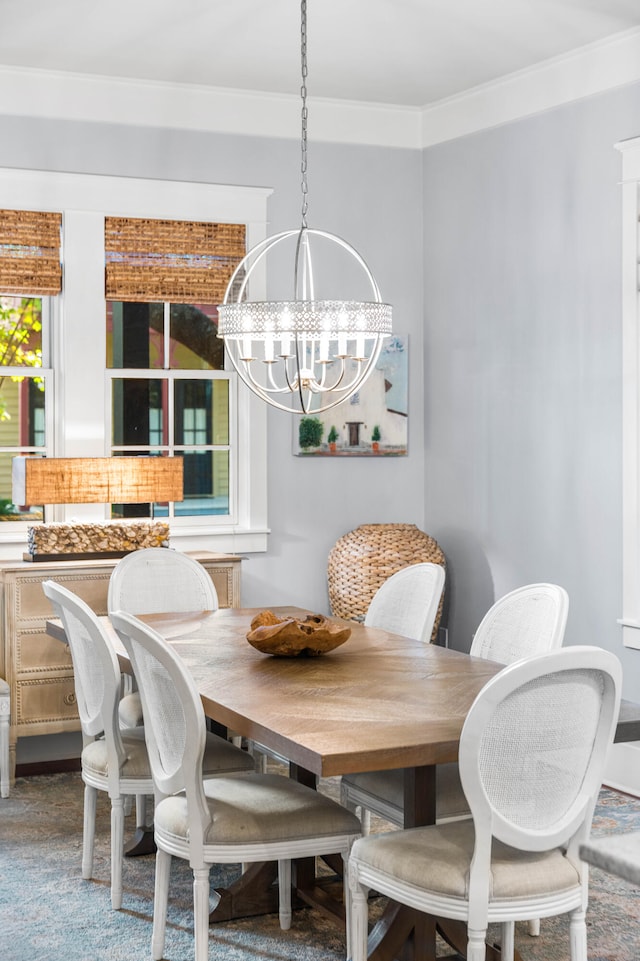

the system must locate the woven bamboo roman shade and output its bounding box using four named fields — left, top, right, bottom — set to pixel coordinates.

left=105, top=217, right=246, bottom=304
left=0, top=209, right=62, bottom=295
